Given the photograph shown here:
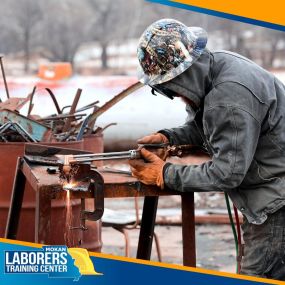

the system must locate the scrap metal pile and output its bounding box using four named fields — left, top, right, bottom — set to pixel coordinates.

left=0, top=87, right=100, bottom=143
left=0, top=54, right=142, bottom=142
left=0, top=54, right=143, bottom=143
